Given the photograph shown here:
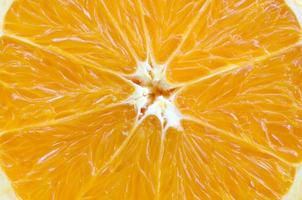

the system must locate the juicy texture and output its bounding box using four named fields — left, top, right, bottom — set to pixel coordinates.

left=176, top=45, right=302, bottom=163
left=0, top=36, right=134, bottom=131
left=0, top=105, right=136, bottom=199
left=161, top=121, right=295, bottom=199
left=0, top=0, right=302, bottom=199
left=166, top=0, right=301, bottom=83
left=81, top=116, right=162, bottom=199
left=4, top=0, right=137, bottom=74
